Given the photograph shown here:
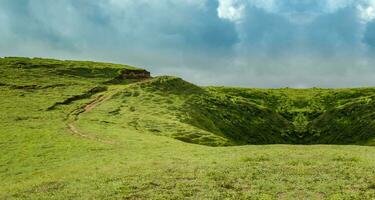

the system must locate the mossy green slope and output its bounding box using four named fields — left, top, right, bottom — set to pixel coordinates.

left=90, top=77, right=375, bottom=146
left=1, top=57, right=375, bottom=199
left=198, top=87, right=375, bottom=145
